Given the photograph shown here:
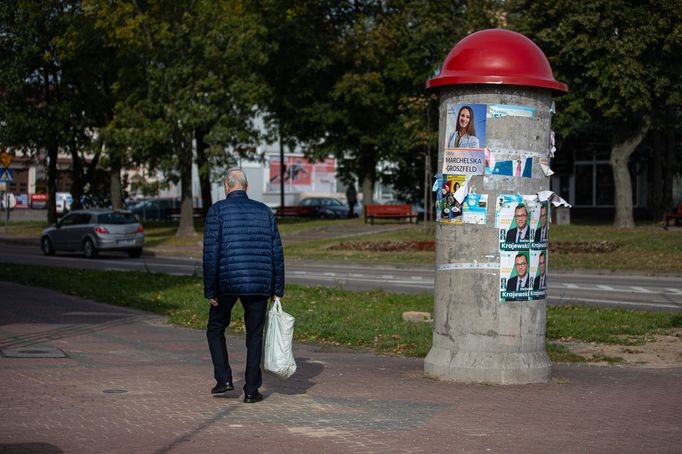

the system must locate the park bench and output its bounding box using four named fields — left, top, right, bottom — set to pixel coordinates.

left=168, top=207, right=203, bottom=221
left=275, top=206, right=316, bottom=218
left=664, top=204, right=682, bottom=229
left=364, top=204, right=418, bottom=225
